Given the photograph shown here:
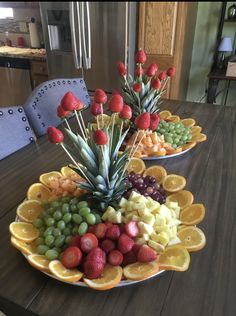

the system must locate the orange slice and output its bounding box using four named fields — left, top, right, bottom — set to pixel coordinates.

left=180, top=142, right=196, bottom=151
left=16, top=200, right=44, bottom=223
left=39, top=171, right=62, bottom=187
left=177, top=226, right=206, bottom=252
left=162, top=174, right=186, bottom=192
left=60, top=166, right=77, bottom=177
left=165, top=115, right=180, bottom=123
left=190, top=133, right=207, bottom=143
left=127, top=158, right=146, bottom=174
left=11, top=236, right=37, bottom=255
left=27, top=254, right=50, bottom=272
left=149, top=148, right=167, bottom=157
left=123, top=259, right=159, bottom=281
left=191, top=126, right=202, bottom=135
left=83, top=265, right=123, bottom=290
left=180, top=204, right=205, bottom=225
left=49, top=260, right=83, bottom=283
left=166, top=147, right=183, bottom=155
left=159, top=110, right=172, bottom=120
left=166, top=190, right=194, bottom=209
left=143, top=165, right=167, bottom=184
left=158, top=245, right=190, bottom=271
left=9, top=222, right=39, bottom=242
left=181, top=118, right=196, bottom=128
left=27, top=183, right=52, bottom=202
